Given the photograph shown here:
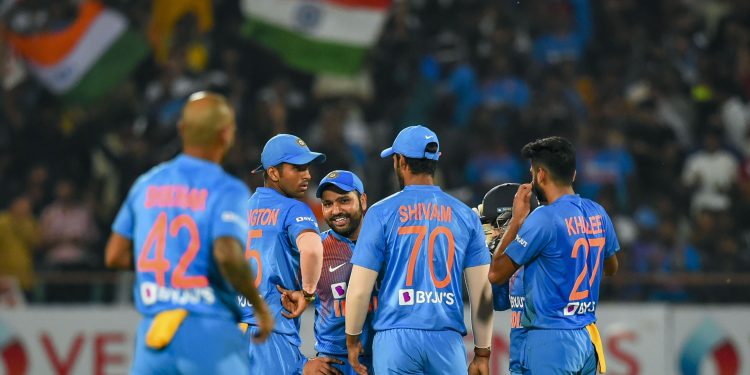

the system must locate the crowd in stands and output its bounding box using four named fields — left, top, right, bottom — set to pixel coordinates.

left=1, top=0, right=750, bottom=303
